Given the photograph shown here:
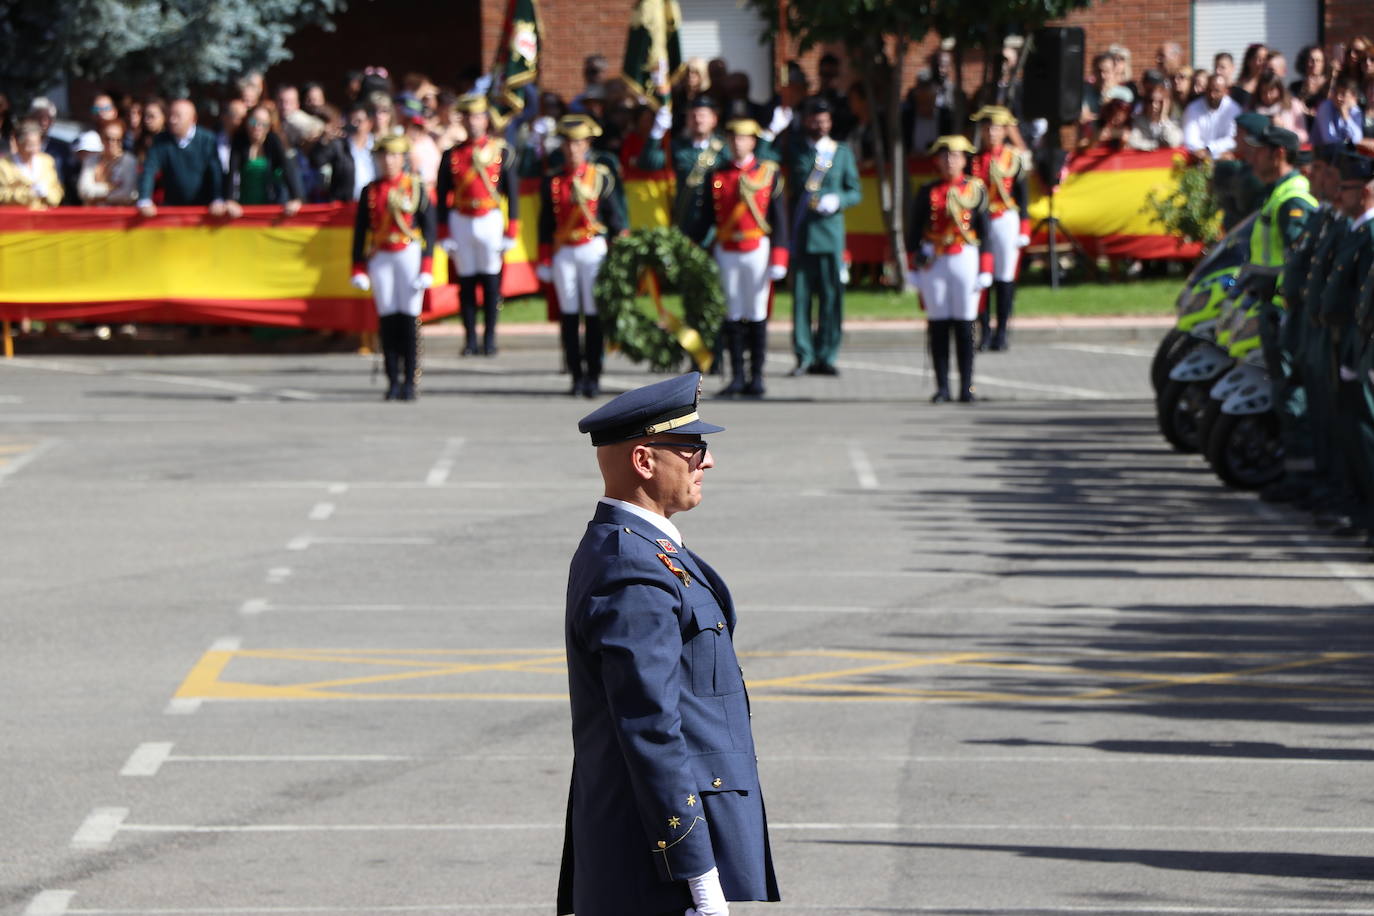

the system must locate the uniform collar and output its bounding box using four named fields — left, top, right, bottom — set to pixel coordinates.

left=599, top=497, right=683, bottom=547
left=1353, top=207, right=1374, bottom=233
